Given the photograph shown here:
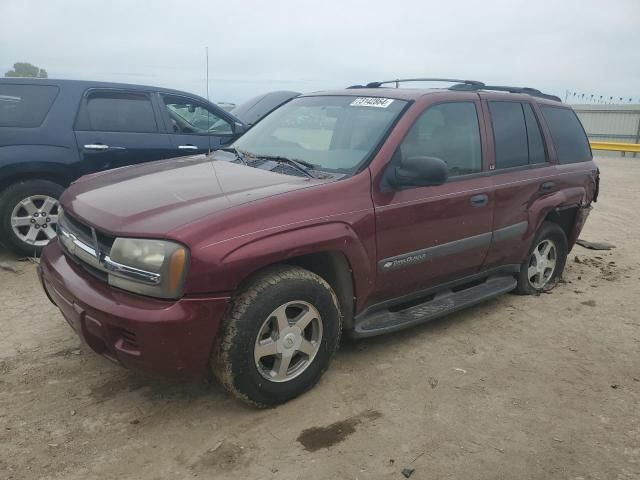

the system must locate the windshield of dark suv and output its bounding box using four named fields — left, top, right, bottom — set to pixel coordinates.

left=228, top=95, right=407, bottom=174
